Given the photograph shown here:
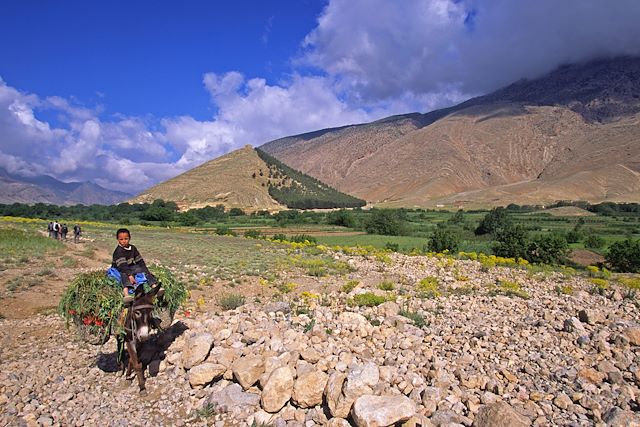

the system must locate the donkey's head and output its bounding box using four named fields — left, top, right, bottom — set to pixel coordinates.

left=130, top=287, right=159, bottom=342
